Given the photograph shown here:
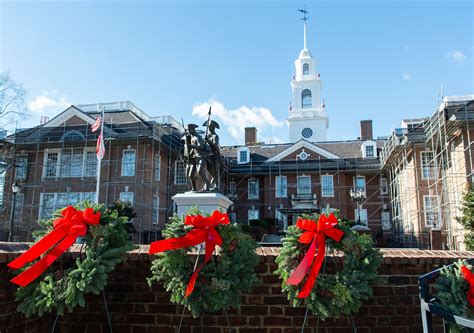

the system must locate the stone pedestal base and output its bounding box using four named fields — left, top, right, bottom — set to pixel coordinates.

left=172, top=192, right=233, bottom=217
